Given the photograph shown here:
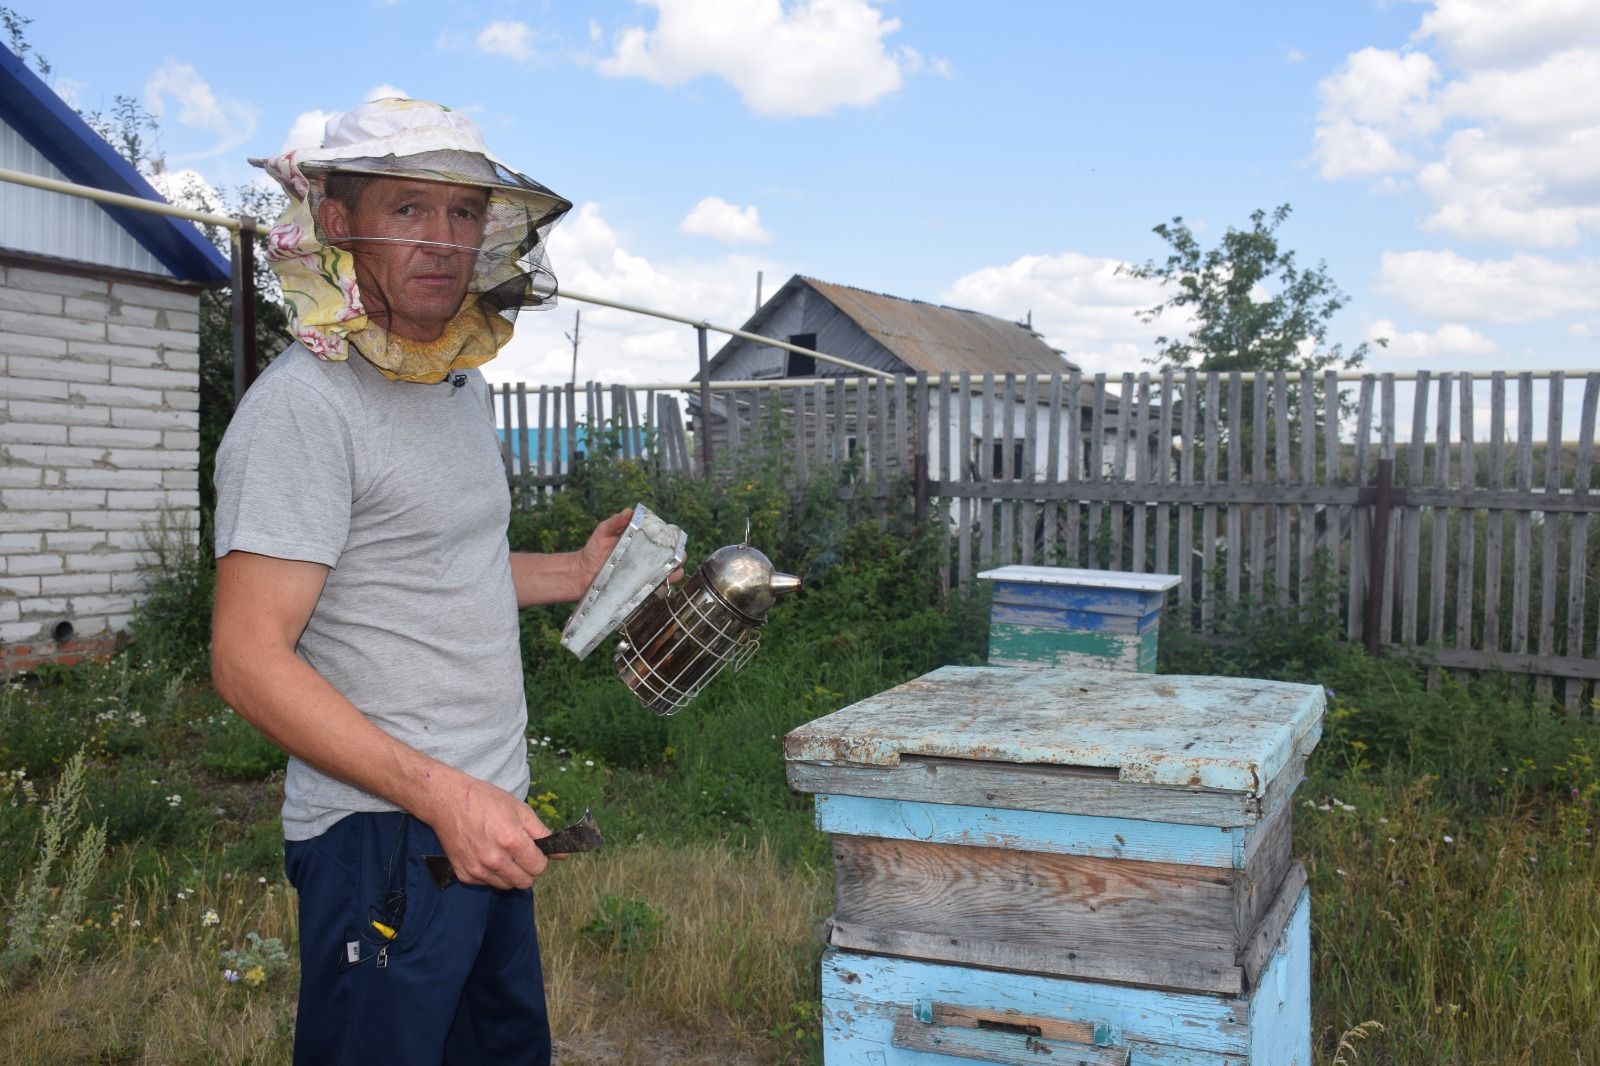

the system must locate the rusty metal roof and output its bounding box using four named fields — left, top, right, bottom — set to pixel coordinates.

left=801, top=276, right=1074, bottom=377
